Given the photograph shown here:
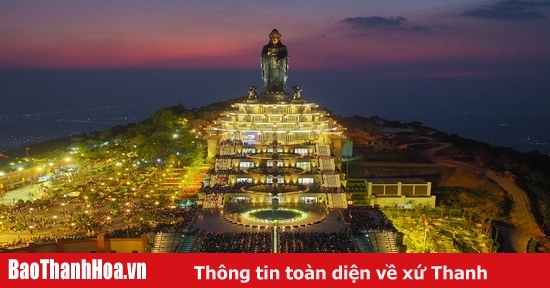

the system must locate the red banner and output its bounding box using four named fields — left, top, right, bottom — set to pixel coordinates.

left=0, top=253, right=546, bottom=287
